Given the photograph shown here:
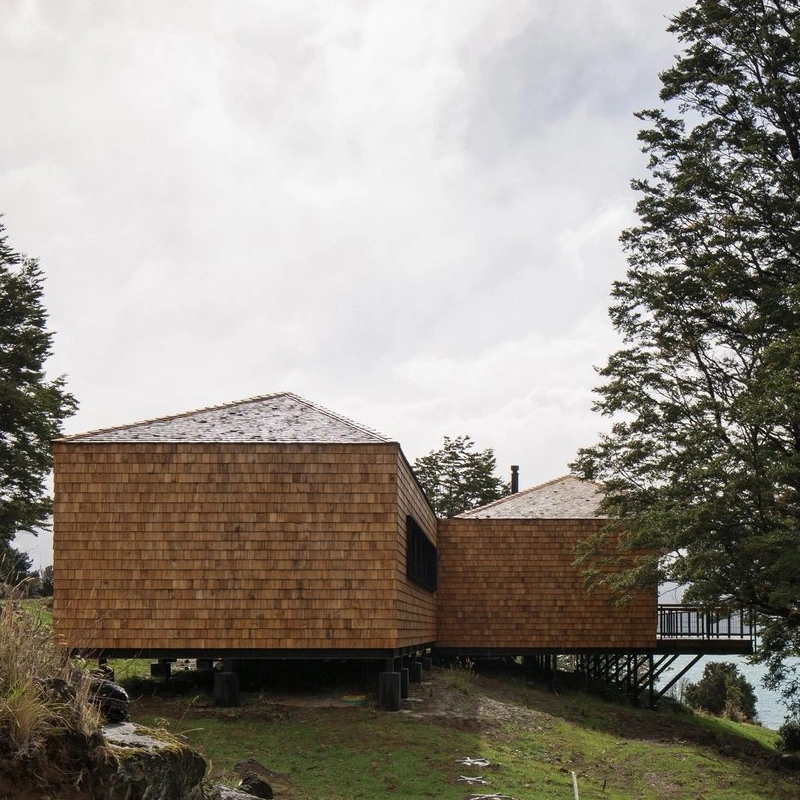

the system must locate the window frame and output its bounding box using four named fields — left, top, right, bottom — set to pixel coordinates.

left=406, top=514, right=437, bottom=591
